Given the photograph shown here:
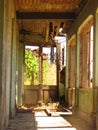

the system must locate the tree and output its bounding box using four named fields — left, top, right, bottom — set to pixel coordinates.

left=25, top=49, right=39, bottom=84
left=25, top=48, right=50, bottom=85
